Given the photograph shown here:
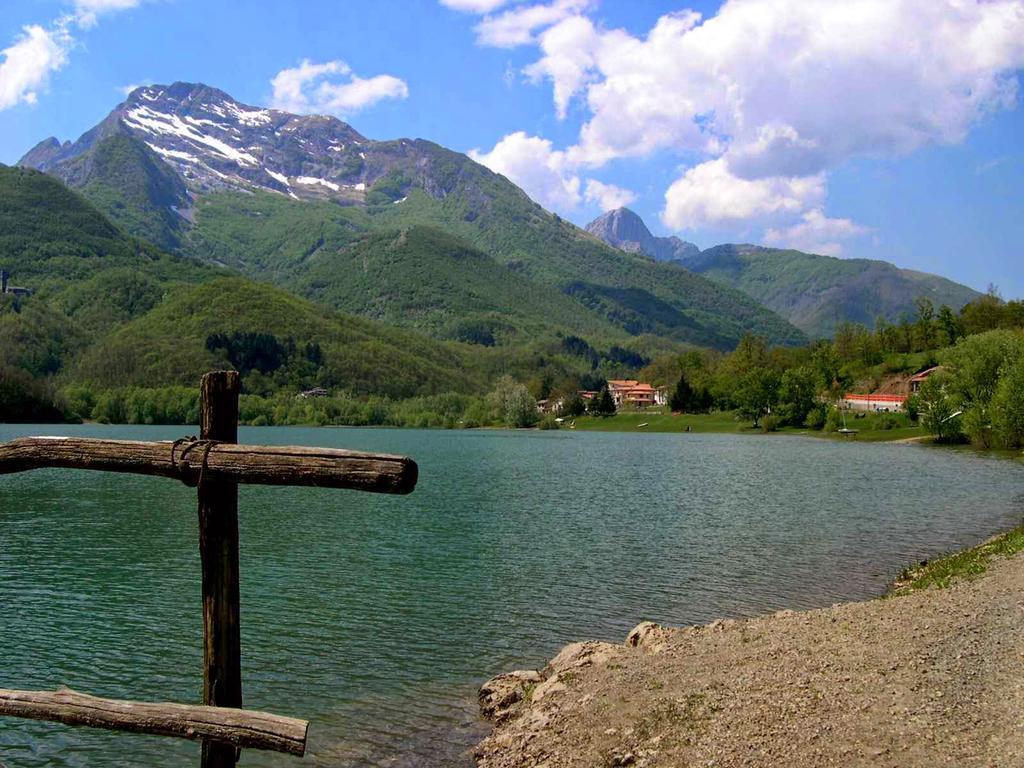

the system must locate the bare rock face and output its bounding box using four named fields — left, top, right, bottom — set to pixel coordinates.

left=544, top=641, right=617, bottom=676
left=585, top=207, right=700, bottom=264
left=479, top=670, right=543, bottom=723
